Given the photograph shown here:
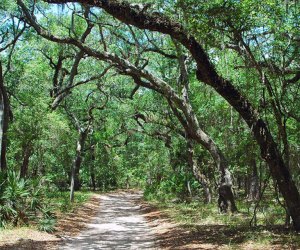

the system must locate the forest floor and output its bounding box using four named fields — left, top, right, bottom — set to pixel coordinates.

left=58, top=190, right=156, bottom=249
left=1, top=190, right=300, bottom=249
left=0, top=190, right=157, bottom=250
left=139, top=199, right=300, bottom=249
left=0, top=193, right=101, bottom=249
